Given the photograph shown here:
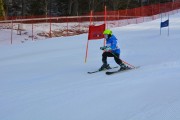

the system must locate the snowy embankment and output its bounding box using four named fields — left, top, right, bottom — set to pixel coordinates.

left=0, top=12, right=180, bottom=120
